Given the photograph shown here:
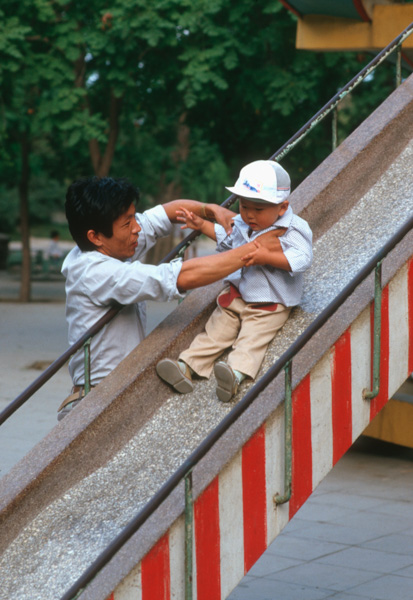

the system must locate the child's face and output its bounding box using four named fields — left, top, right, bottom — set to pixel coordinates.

left=239, top=198, right=289, bottom=232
